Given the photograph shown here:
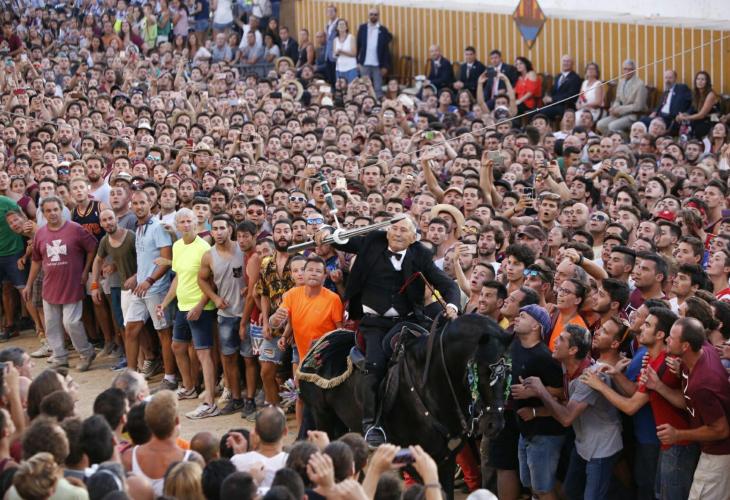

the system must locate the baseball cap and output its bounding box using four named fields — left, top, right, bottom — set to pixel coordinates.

left=520, top=304, right=552, bottom=338
left=516, top=225, right=546, bottom=241
left=654, top=210, right=677, bottom=222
